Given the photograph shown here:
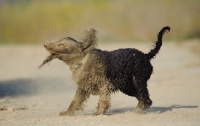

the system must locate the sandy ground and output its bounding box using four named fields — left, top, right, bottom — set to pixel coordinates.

left=0, top=41, right=200, bottom=126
